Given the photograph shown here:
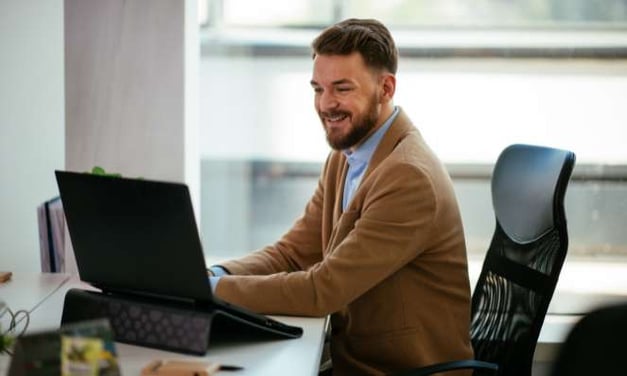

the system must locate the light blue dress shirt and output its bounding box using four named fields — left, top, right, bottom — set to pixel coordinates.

left=208, top=106, right=400, bottom=293
left=342, top=106, right=399, bottom=210
left=208, top=266, right=228, bottom=293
